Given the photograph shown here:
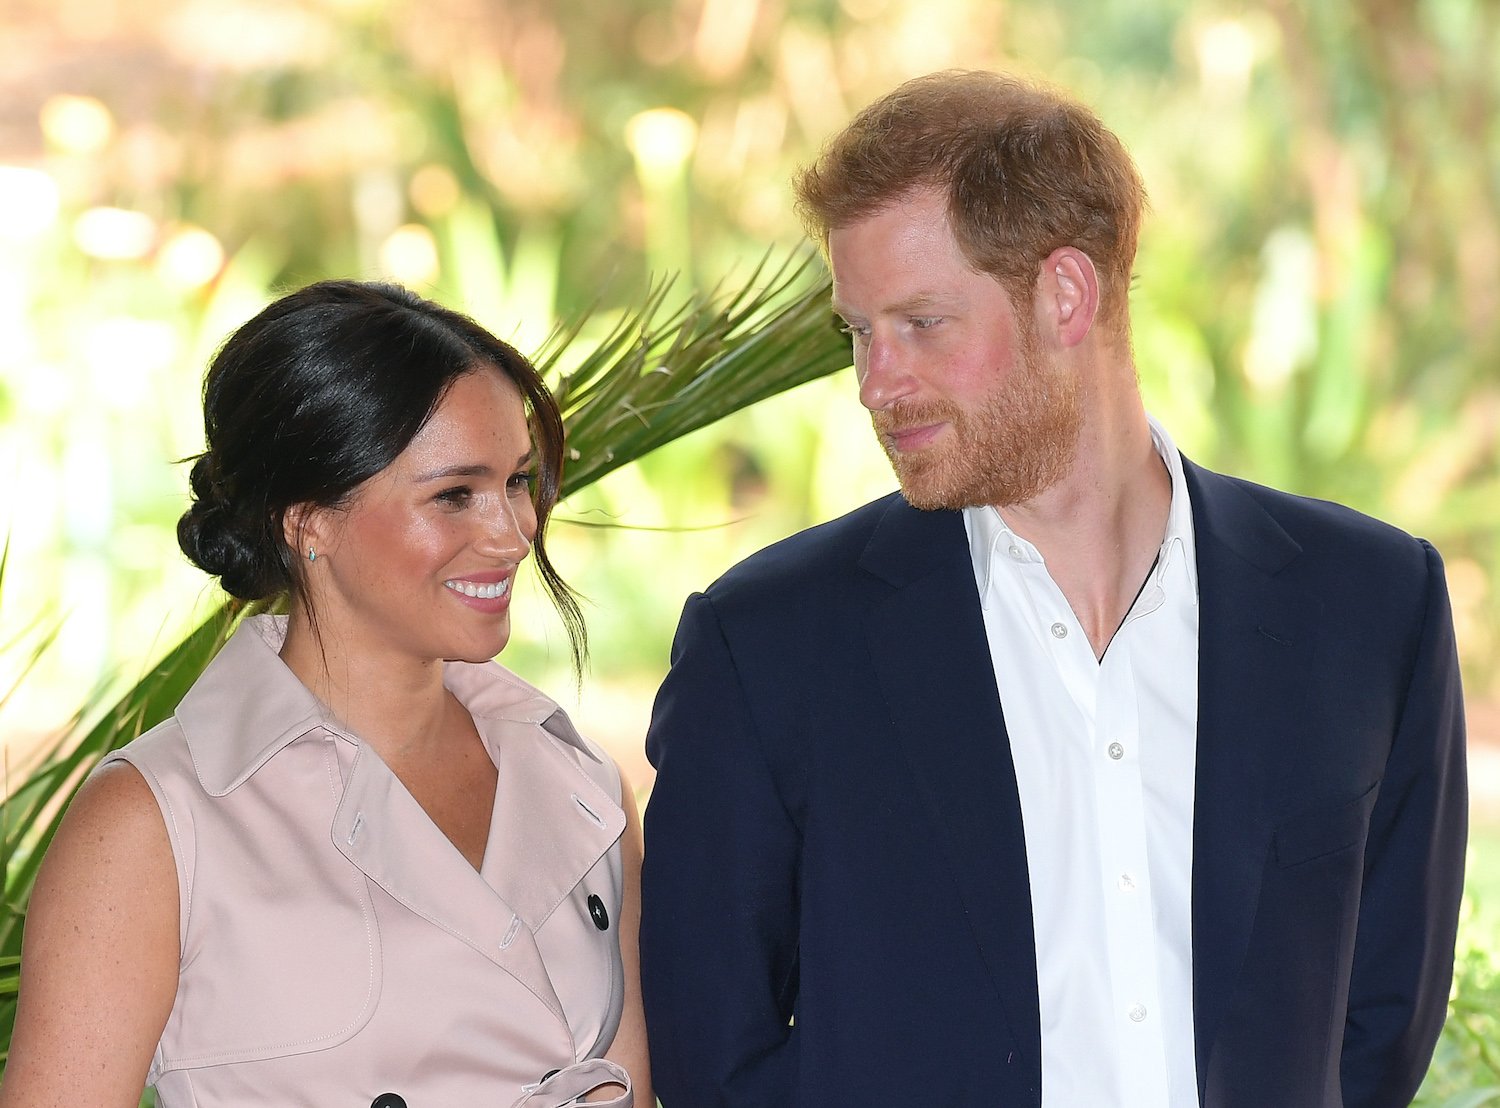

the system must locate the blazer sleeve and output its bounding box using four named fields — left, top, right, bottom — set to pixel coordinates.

left=1340, top=539, right=1467, bottom=1106
left=640, top=591, right=802, bottom=1107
